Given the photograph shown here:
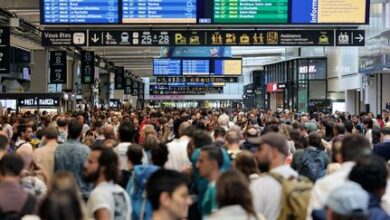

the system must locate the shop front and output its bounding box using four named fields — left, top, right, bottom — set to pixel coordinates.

left=0, top=93, right=63, bottom=114
left=254, top=57, right=329, bottom=113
